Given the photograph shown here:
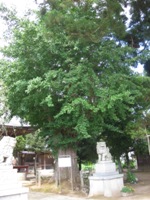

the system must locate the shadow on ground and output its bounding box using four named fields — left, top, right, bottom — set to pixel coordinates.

left=24, top=170, right=150, bottom=200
